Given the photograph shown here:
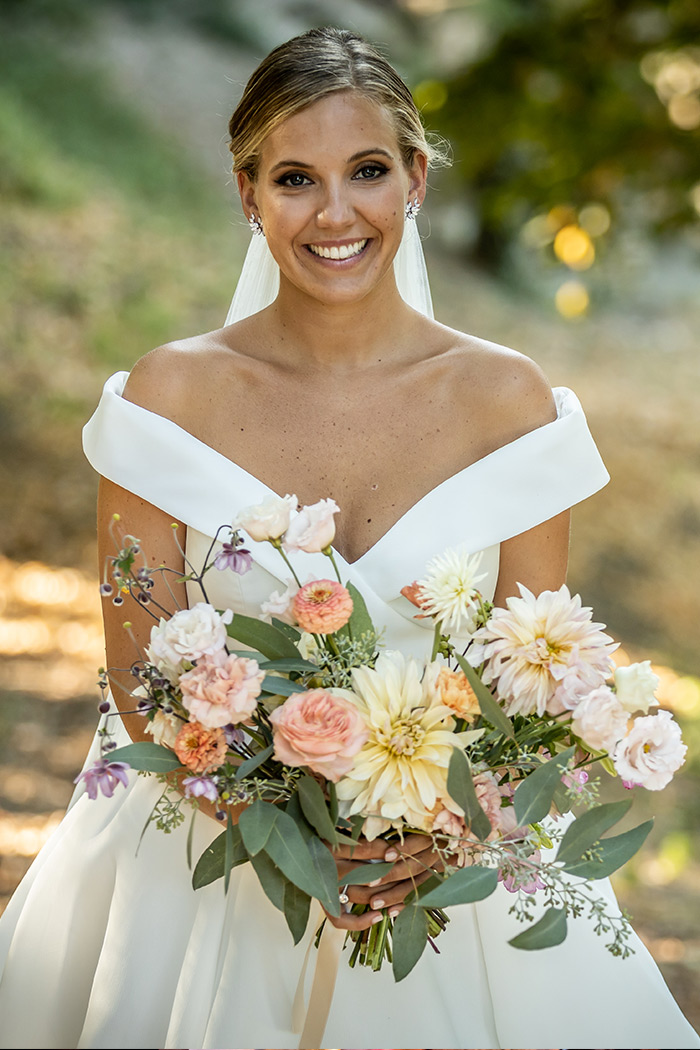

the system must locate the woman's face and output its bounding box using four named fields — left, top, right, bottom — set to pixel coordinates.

left=238, top=91, right=427, bottom=307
